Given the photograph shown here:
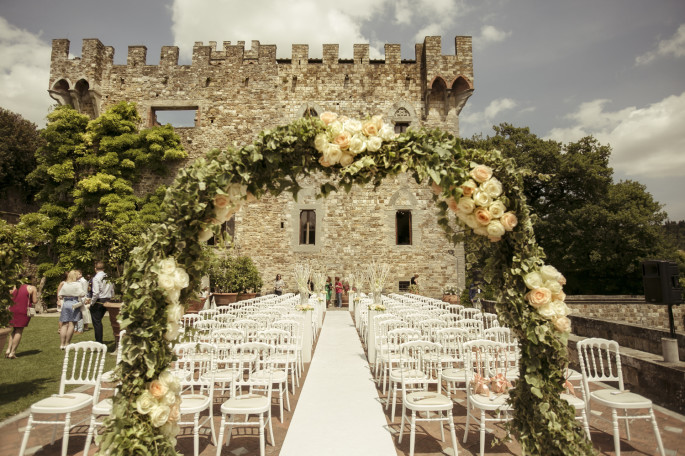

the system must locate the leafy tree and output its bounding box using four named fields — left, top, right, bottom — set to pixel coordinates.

left=463, top=124, right=676, bottom=294
left=0, top=107, right=43, bottom=196
left=22, top=102, right=187, bottom=303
